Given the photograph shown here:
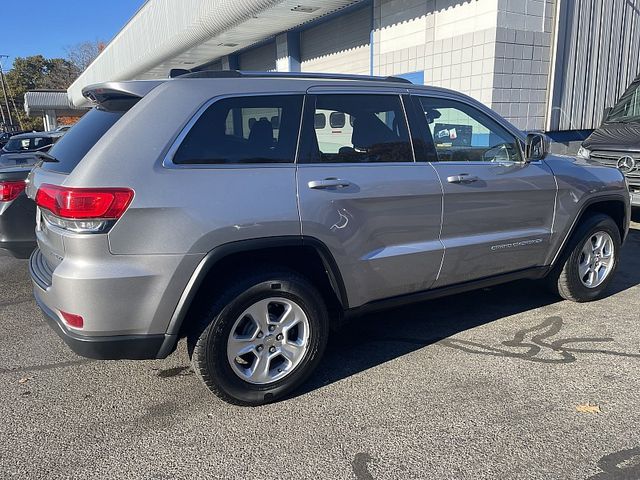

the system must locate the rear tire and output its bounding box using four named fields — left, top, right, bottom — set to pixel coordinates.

left=546, top=214, right=621, bottom=302
left=188, top=267, right=329, bottom=406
